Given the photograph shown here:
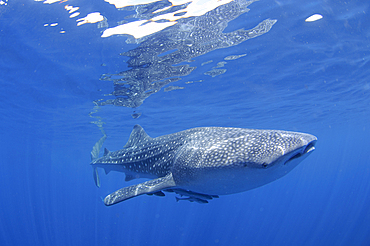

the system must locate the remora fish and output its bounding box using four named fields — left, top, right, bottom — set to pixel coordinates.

left=91, top=125, right=317, bottom=206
